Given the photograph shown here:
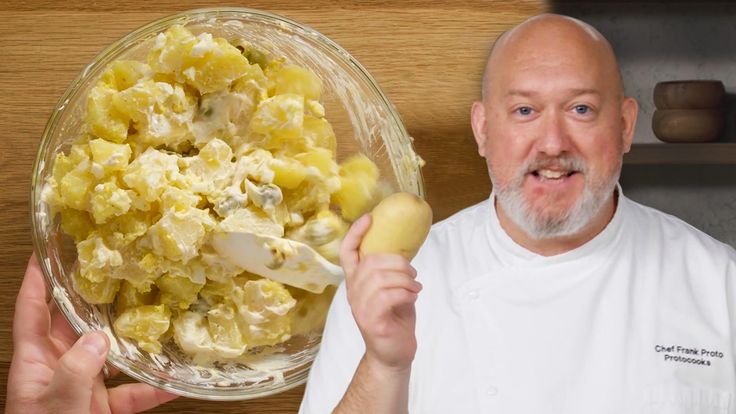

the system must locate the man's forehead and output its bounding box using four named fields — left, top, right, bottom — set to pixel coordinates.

left=505, top=88, right=601, bottom=98
left=482, top=14, right=622, bottom=101
left=492, top=57, right=608, bottom=95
